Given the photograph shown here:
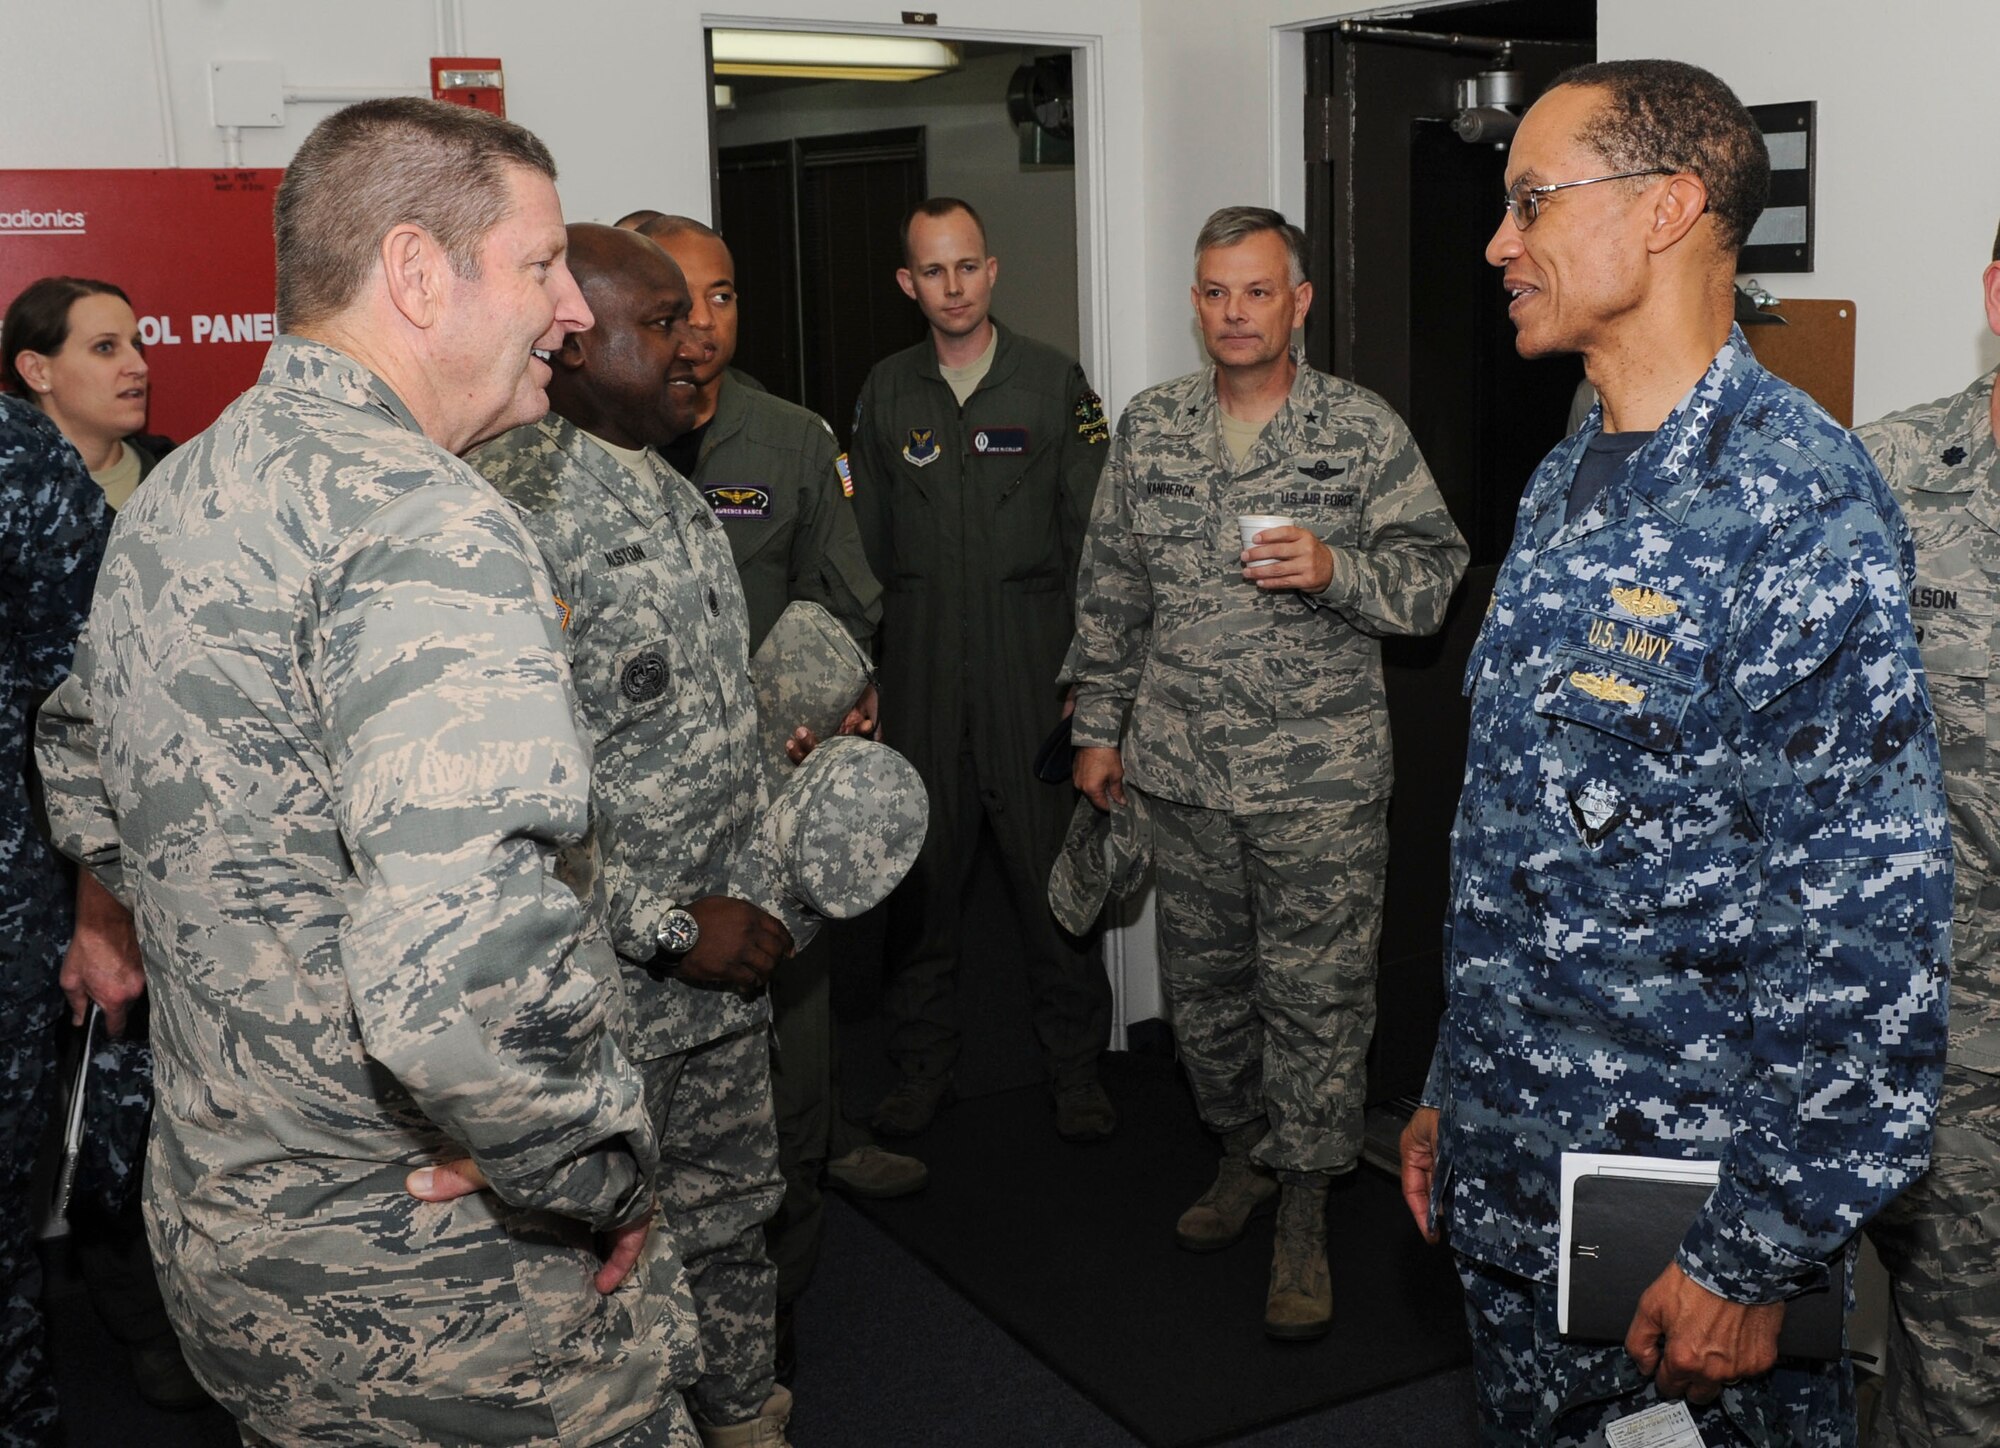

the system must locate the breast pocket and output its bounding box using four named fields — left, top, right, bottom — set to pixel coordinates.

left=1913, top=584, right=1993, bottom=768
